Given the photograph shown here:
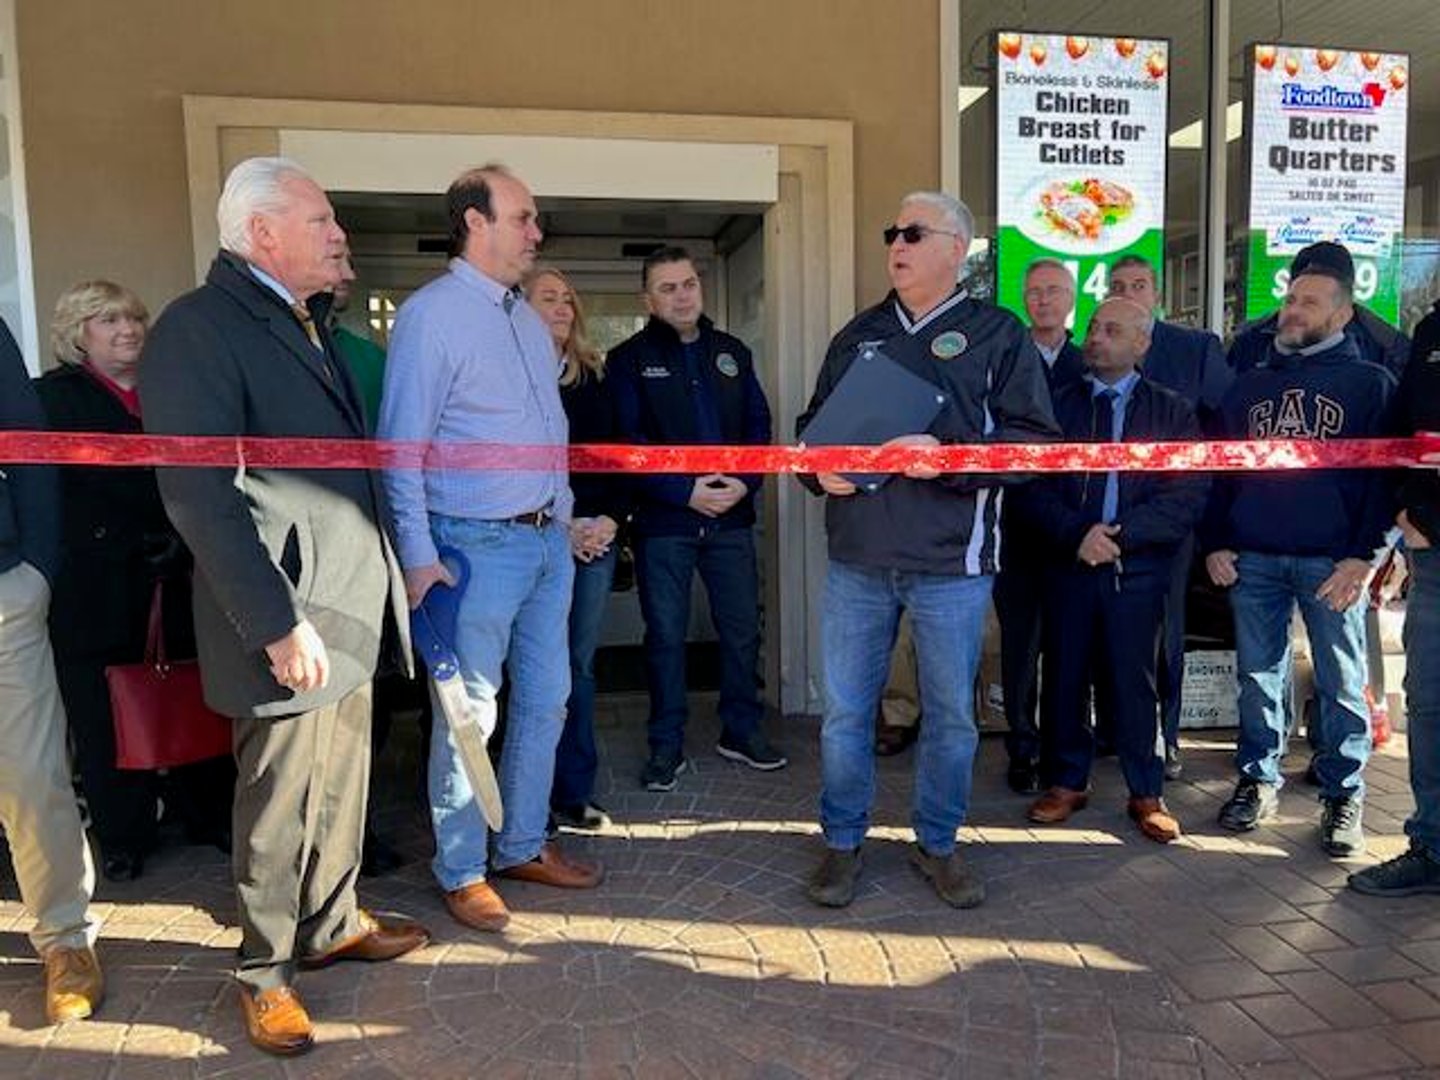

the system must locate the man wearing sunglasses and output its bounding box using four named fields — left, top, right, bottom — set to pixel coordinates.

left=796, top=191, right=1059, bottom=910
